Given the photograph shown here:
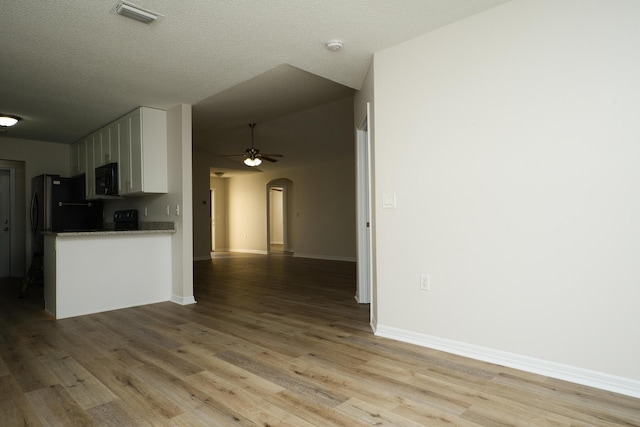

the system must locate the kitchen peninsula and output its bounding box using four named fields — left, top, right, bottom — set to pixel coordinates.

left=43, top=225, right=175, bottom=319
